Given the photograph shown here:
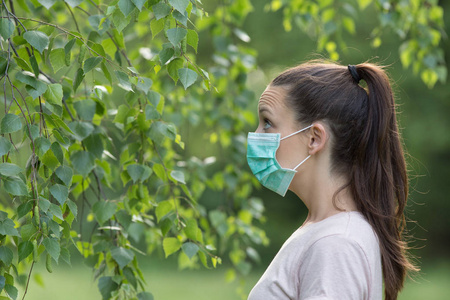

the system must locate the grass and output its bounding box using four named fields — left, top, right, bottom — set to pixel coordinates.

left=17, top=257, right=450, bottom=300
